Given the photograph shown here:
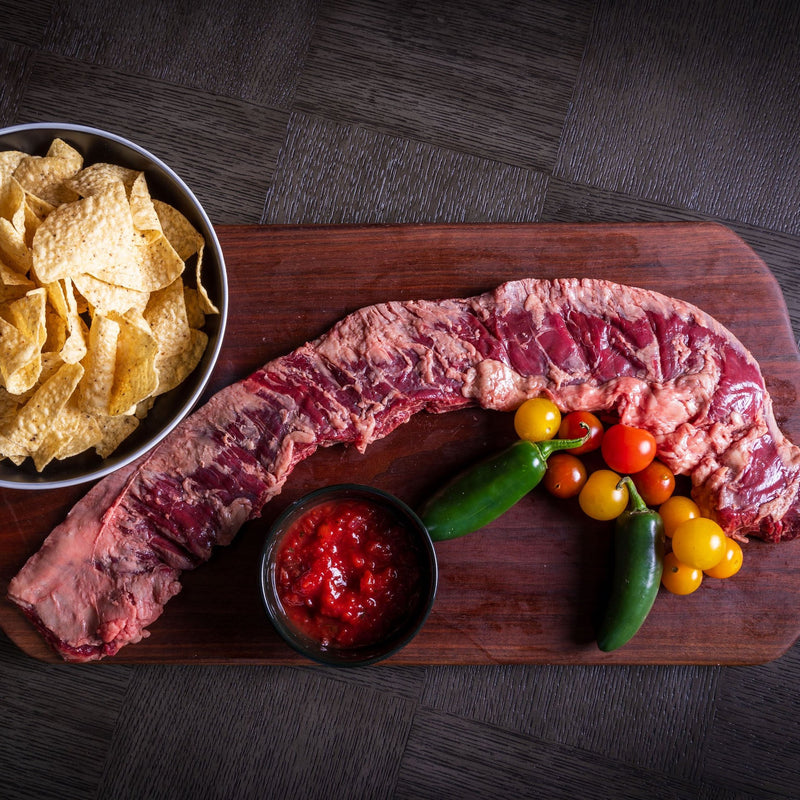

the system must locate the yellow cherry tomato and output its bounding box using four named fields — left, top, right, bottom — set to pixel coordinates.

left=661, top=552, right=703, bottom=595
left=658, top=495, right=702, bottom=538
left=514, top=397, right=561, bottom=442
left=703, top=537, right=744, bottom=579
left=578, top=469, right=629, bottom=521
left=671, top=517, right=727, bottom=570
